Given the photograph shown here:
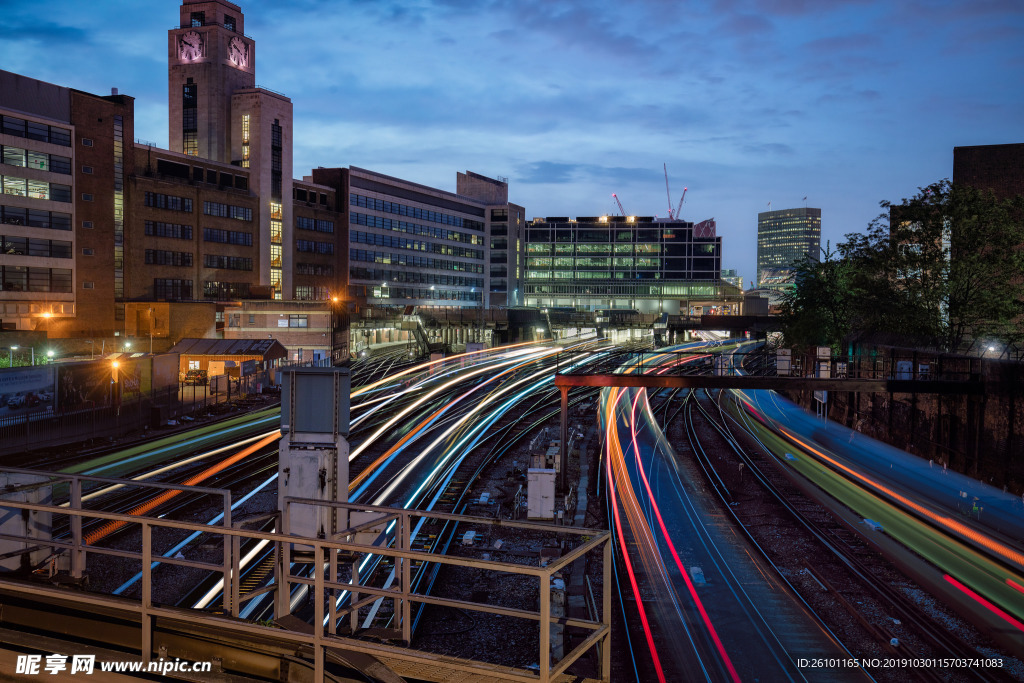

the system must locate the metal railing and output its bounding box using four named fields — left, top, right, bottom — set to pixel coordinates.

left=554, top=348, right=983, bottom=384
left=0, top=471, right=611, bottom=683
